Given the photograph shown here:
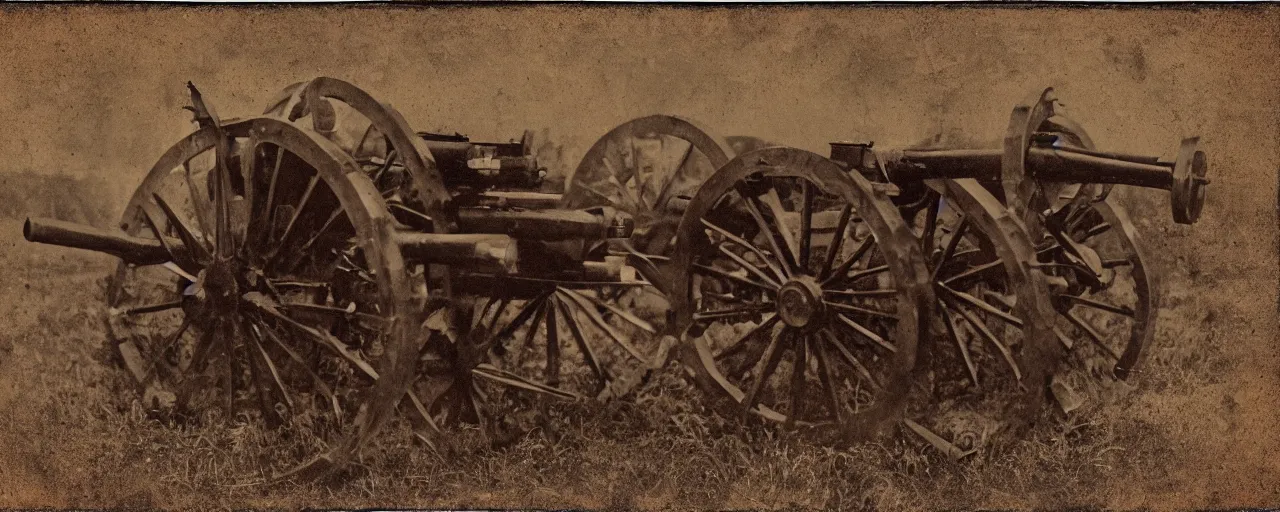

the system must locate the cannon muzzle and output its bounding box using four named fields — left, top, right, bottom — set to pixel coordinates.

left=876, top=136, right=1209, bottom=225
left=23, top=217, right=178, bottom=265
